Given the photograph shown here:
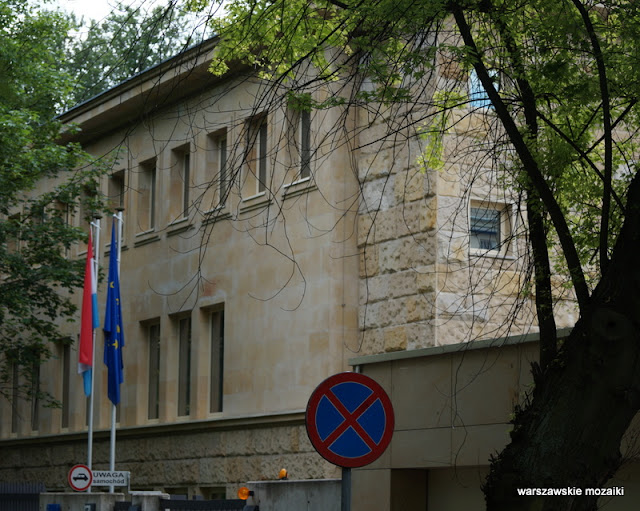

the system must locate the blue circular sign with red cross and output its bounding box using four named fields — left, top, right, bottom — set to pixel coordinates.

left=306, top=372, right=395, bottom=468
